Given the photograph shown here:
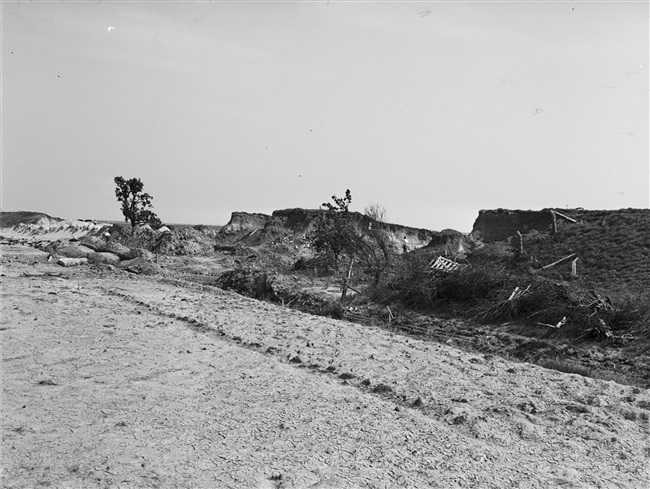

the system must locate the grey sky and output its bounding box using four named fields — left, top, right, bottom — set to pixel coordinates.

left=2, top=1, right=648, bottom=231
